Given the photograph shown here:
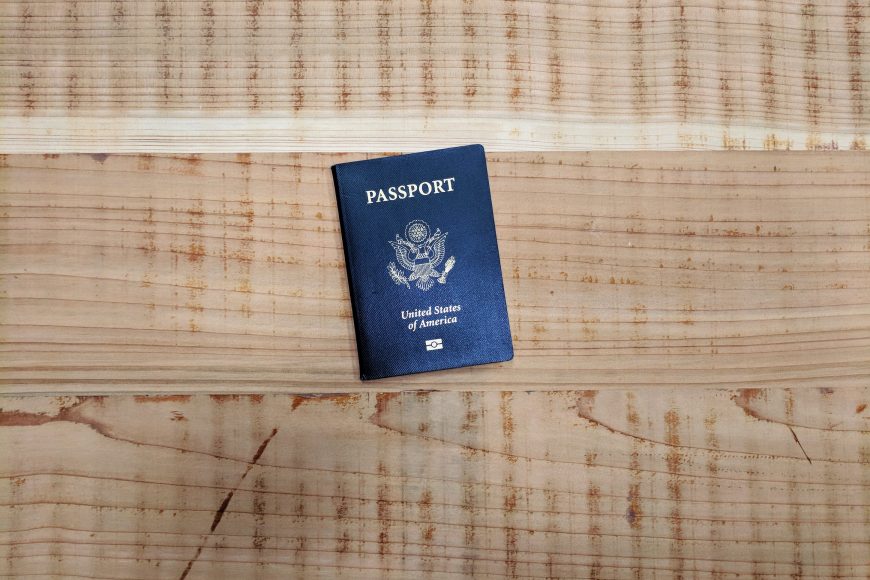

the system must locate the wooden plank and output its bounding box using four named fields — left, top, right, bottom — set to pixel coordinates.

left=1, top=151, right=869, bottom=393
left=0, top=388, right=867, bottom=578
left=0, top=0, right=867, bottom=152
